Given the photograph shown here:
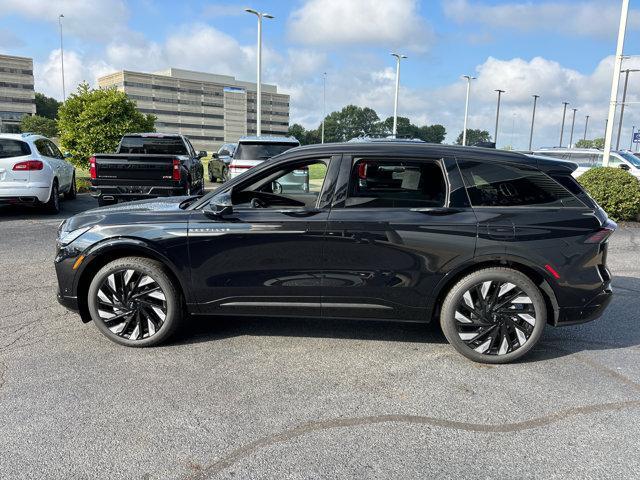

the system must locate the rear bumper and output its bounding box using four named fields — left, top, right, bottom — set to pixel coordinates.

left=90, top=184, right=186, bottom=201
left=556, top=287, right=613, bottom=326
left=0, top=184, right=50, bottom=203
